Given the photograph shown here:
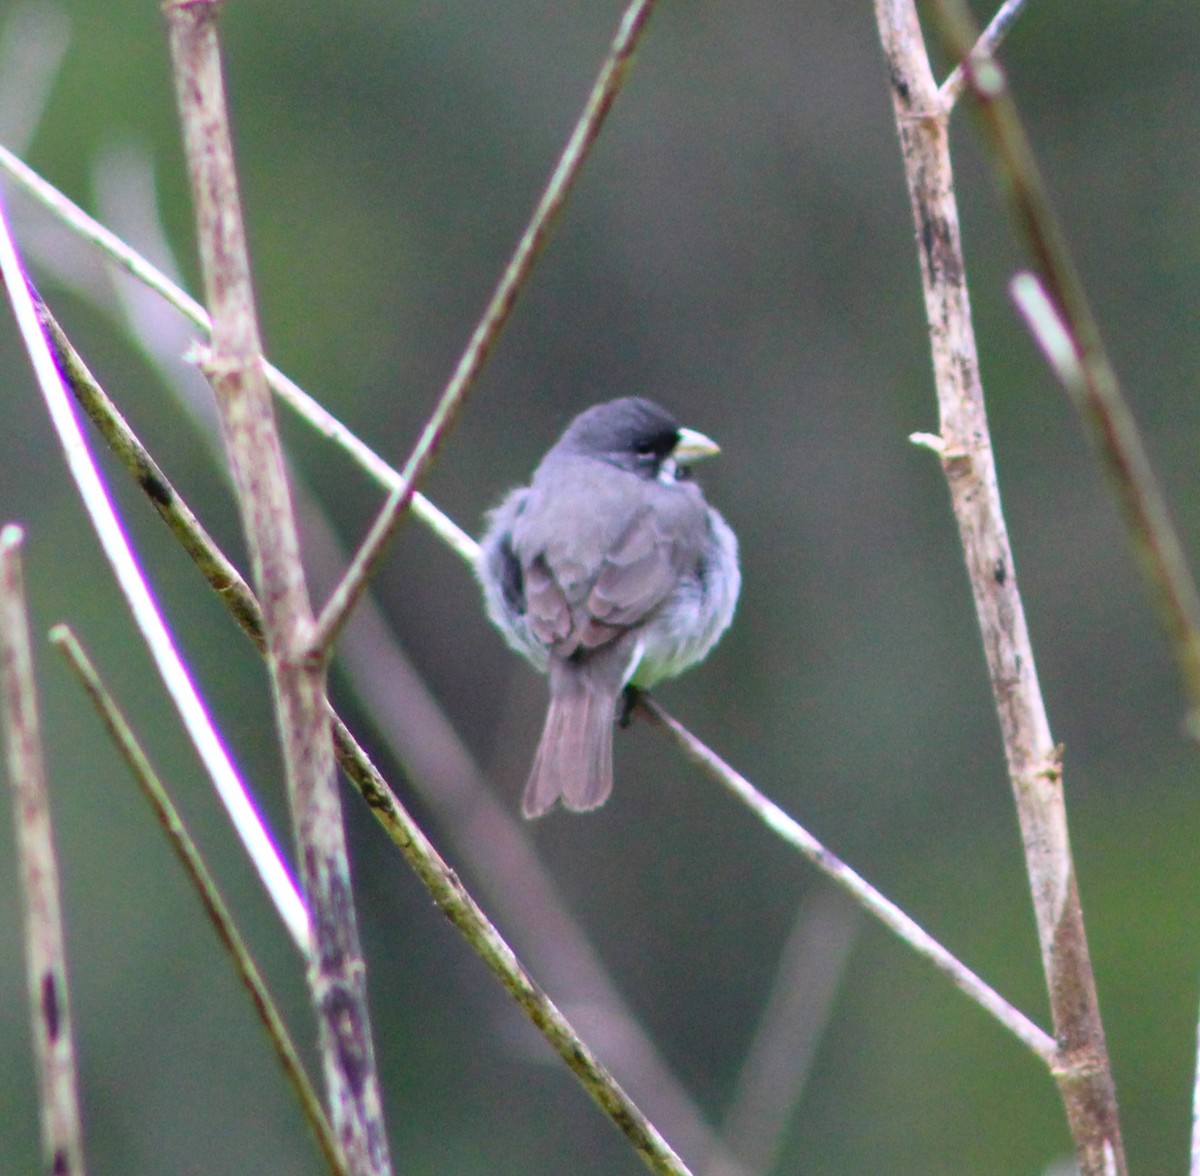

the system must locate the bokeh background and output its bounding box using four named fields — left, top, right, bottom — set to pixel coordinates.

left=1, top=1, right=1199, bottom=1172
